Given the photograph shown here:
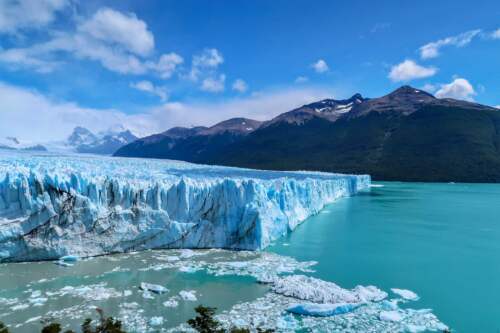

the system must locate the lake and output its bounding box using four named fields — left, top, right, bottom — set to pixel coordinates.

left=1, top=182, right=498, bottom=332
